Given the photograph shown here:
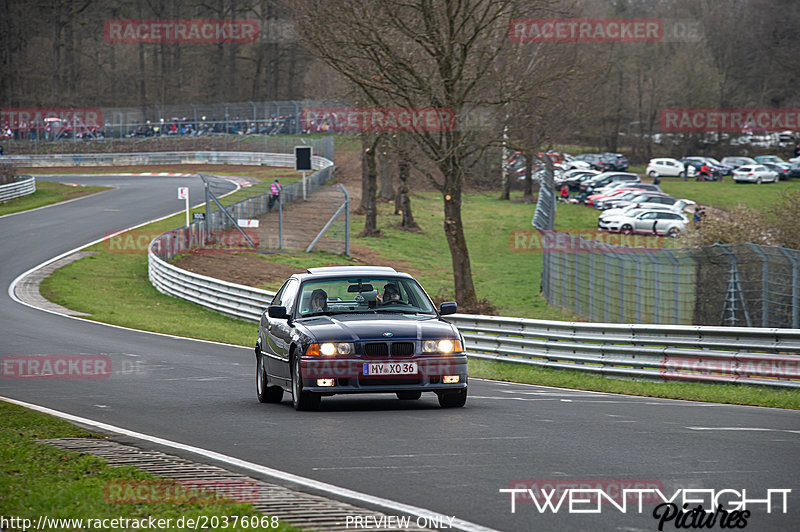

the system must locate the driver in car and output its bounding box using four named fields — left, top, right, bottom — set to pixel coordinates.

left=380, top=283, right=402, bottom=304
